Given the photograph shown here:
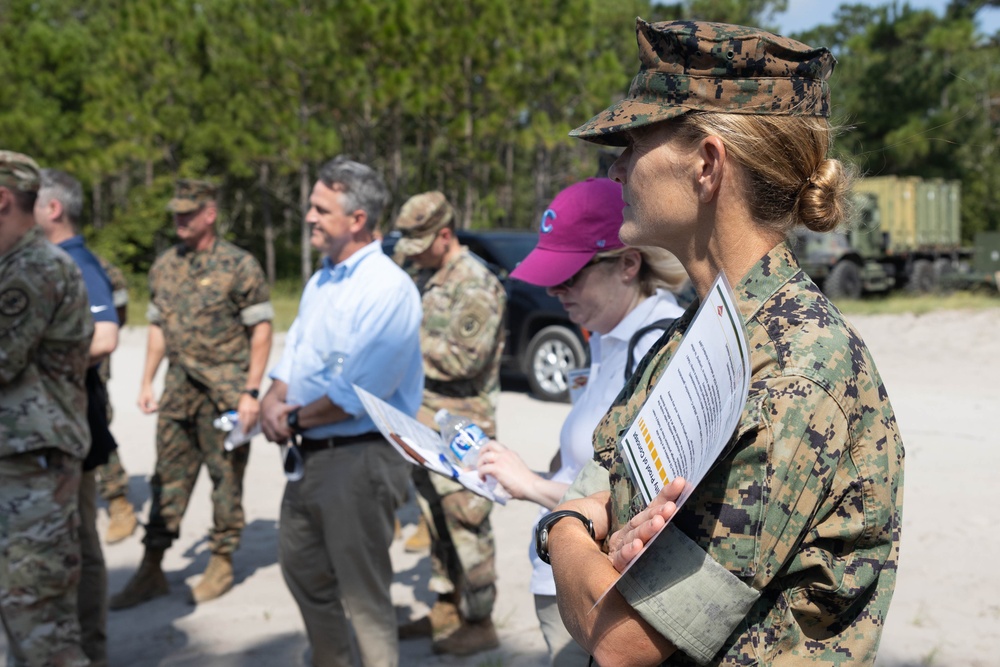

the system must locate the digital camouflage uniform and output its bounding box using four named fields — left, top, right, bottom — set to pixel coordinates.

left=412, top=246, right=506, bottom=622
left=1, top=208, right=93, bottom=667
left=95, top=254, right=130, bottom=501
left=144, top=237, right=273, bottom=556
left=574, top=243, right=904, bottom=665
